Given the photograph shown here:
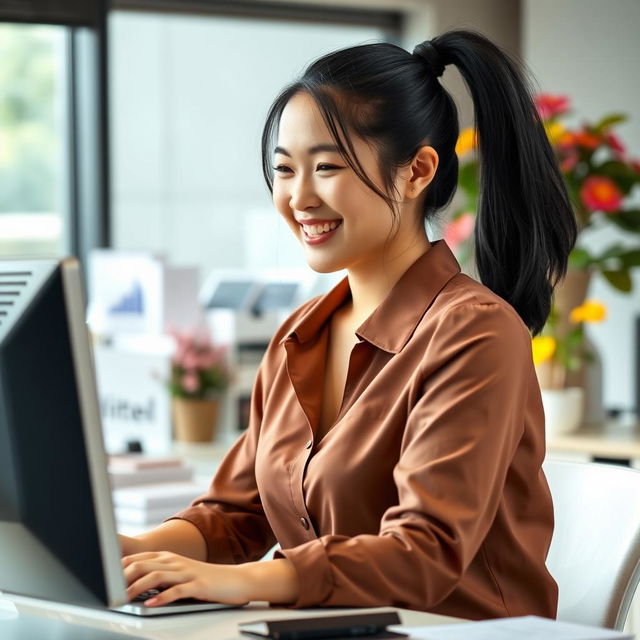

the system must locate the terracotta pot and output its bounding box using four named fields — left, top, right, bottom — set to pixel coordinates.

left=172, top=396, right=220, bottom=443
